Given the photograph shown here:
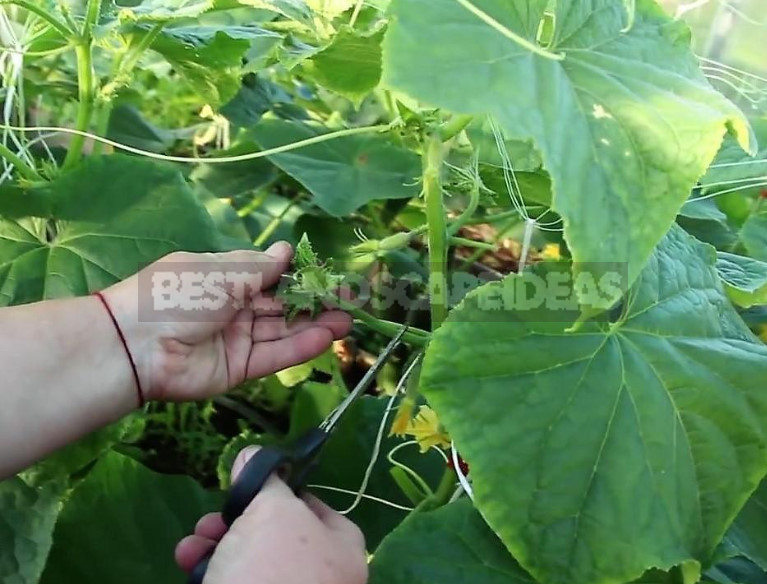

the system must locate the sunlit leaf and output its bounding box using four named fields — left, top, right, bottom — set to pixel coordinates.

left=383, top=0, right=754, bottom=308
left=421, top=226, right=767, bottom=584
